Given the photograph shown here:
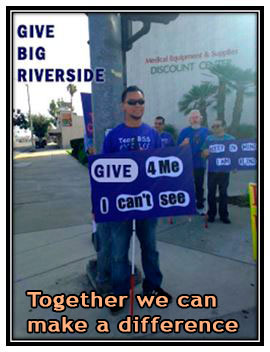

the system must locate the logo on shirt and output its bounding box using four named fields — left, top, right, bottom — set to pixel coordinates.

left=193, top=134, right=201, bottom=144
left=118, top=136, right=151, bottom=151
